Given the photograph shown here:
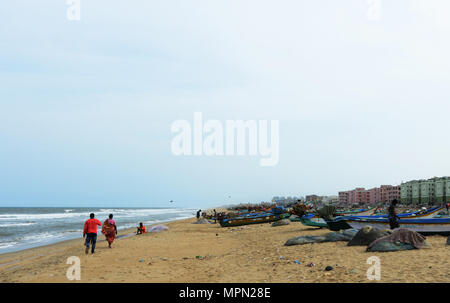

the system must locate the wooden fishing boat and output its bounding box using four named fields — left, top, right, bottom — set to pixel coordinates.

left=290, top=214, right=327, bottom=227
left=327, top=206, right=445, bottom=232
left=338, top=216, right=450, bottom=235
left=290, top=207, right=376, bottom=228
left=219, top=212, right=290, bottom=227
